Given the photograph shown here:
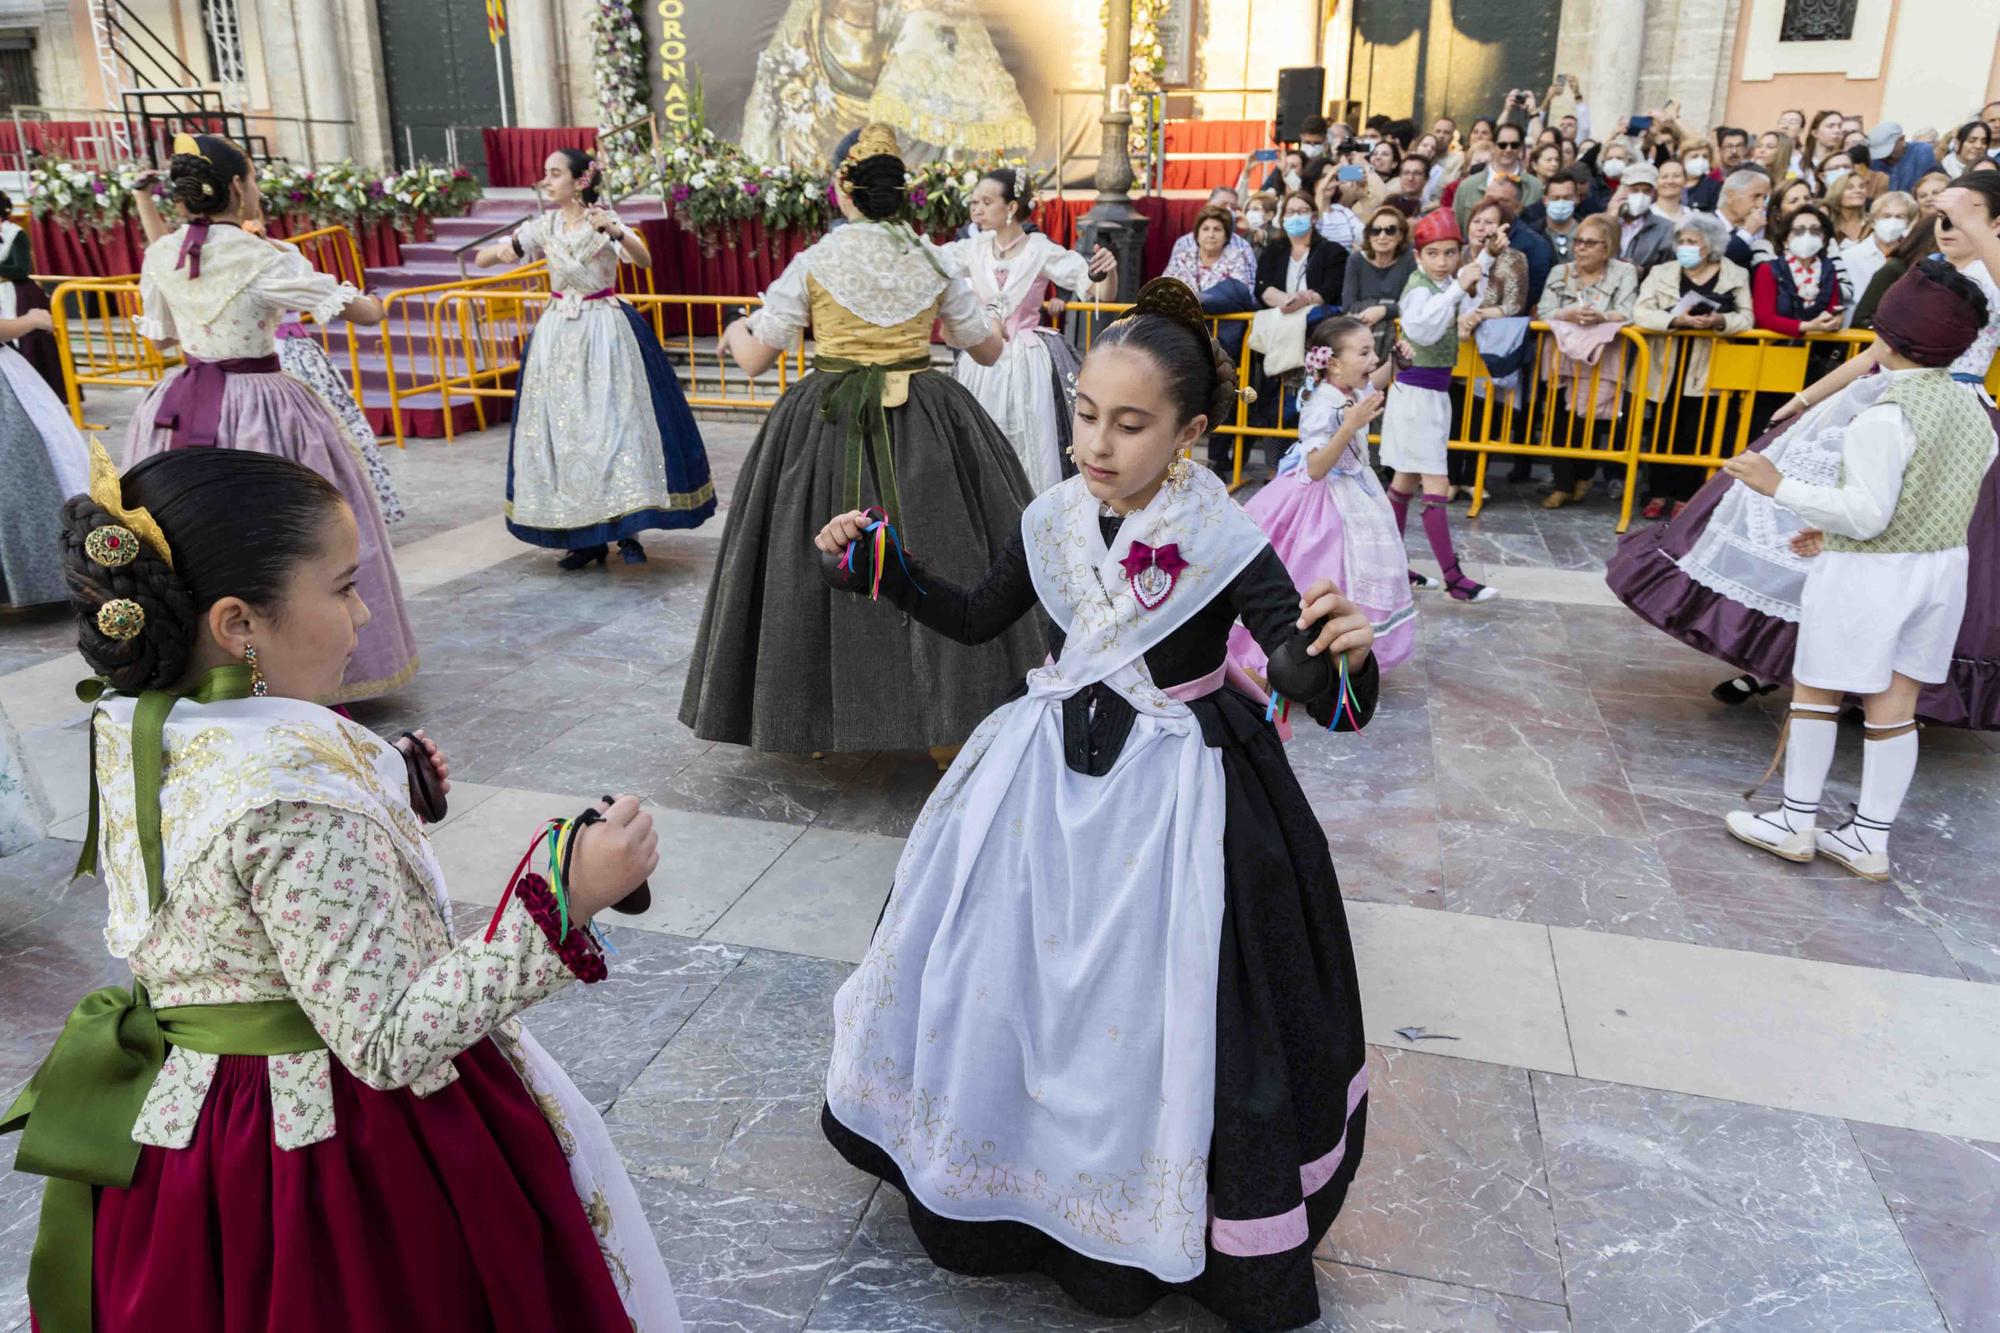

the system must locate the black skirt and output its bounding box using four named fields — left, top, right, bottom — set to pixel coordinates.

left=823, top=688, right=1370, bottom=1332
left=678, top=368, right=1044, bottom=752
